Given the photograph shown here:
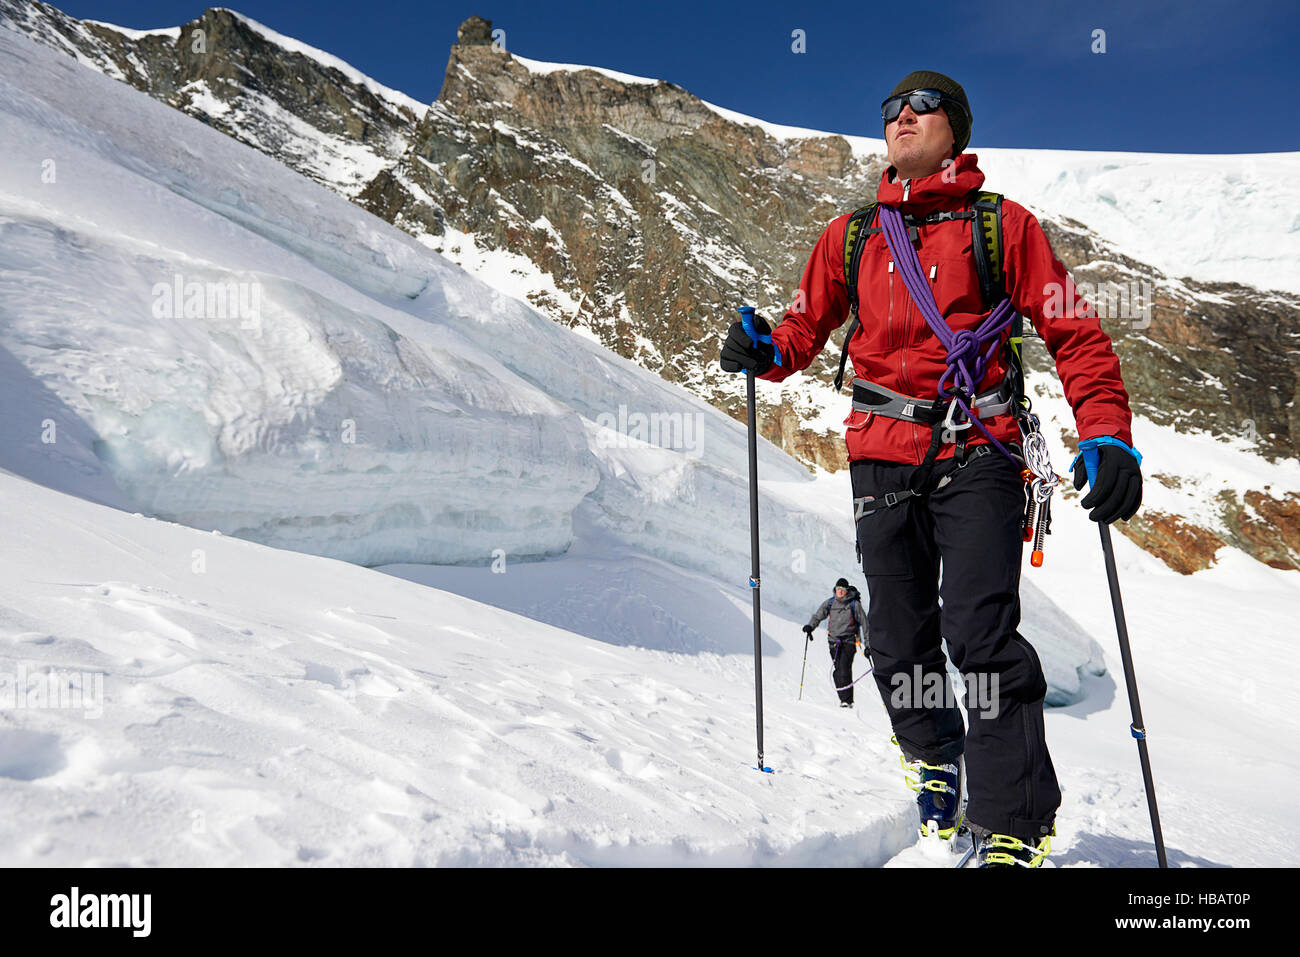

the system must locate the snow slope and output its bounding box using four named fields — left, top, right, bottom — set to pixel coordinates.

left=0, top=469, right=914, bottom=866
left=3, top=441, right=1297, bottom=867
